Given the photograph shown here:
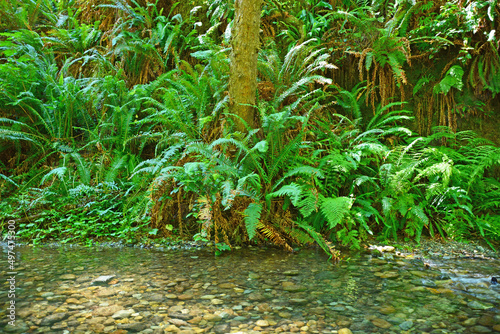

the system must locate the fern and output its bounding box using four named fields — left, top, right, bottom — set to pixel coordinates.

left=320, top=196, right=353, bottom=229
left=266, top=182, right=302, bottom=208
left=244, top=202, right=262, bottom=240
